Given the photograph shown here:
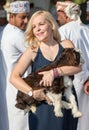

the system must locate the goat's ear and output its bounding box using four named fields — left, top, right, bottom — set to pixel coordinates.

left=74, top=48, right=81, bottom=53
left=74, top=48, right=84, bottom=65
left=80, top=54, right=85, bottom=65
